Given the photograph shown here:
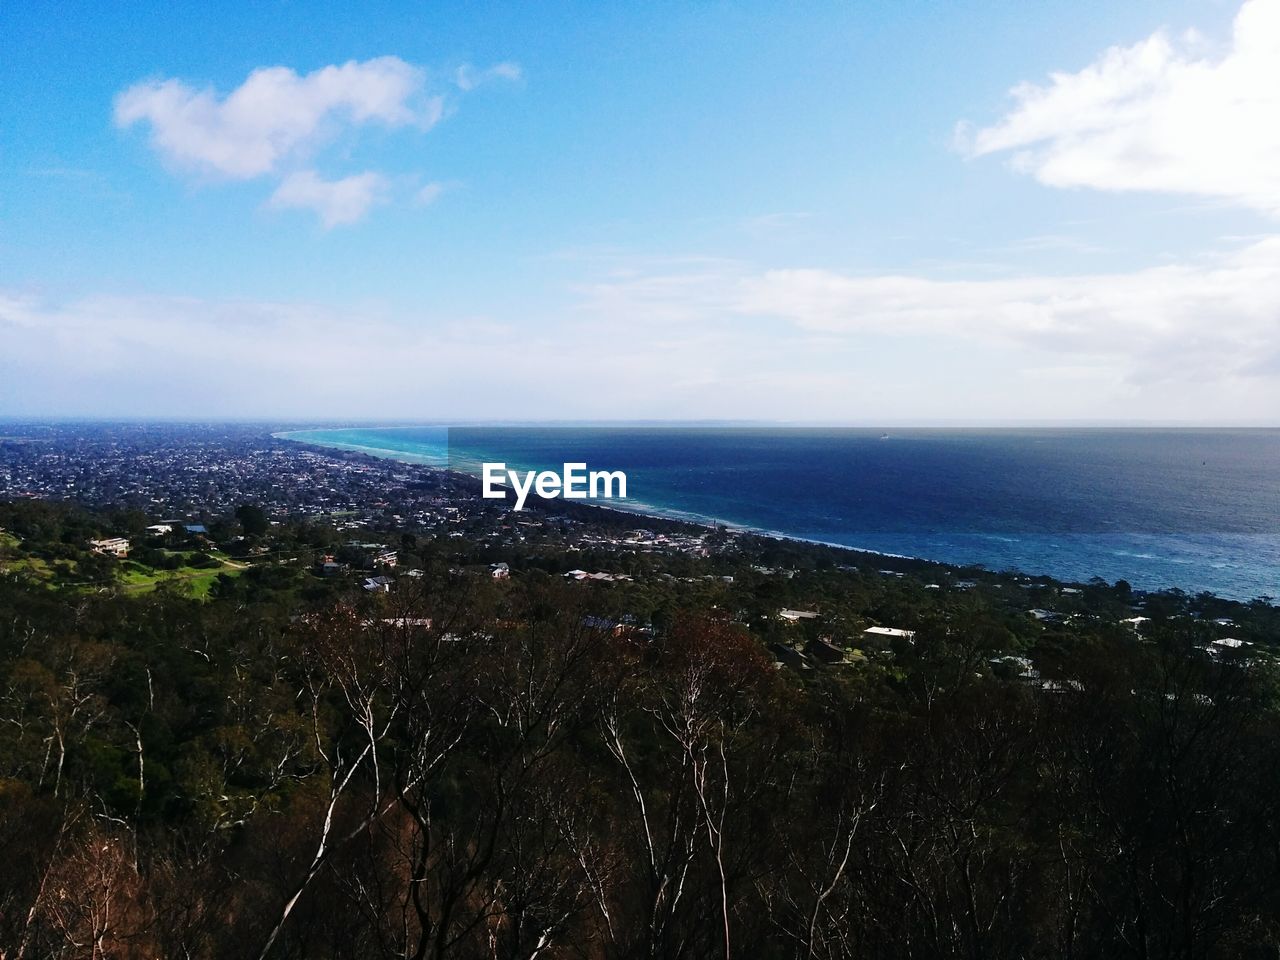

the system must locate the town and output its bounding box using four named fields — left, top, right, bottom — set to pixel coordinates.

left=2, top=420, right=1272, bottom=675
